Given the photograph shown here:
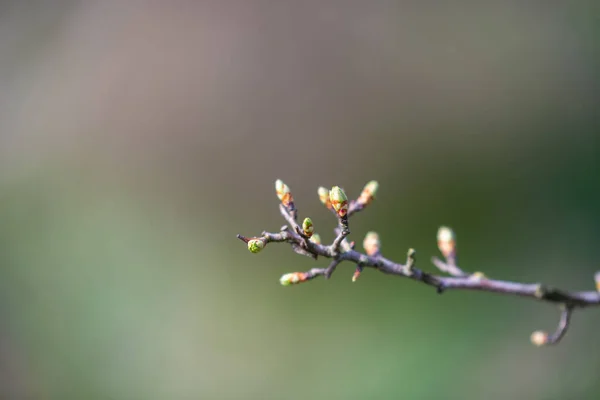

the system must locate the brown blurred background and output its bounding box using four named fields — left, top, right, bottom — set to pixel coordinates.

left=0, top=2, right=598, bottom=399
